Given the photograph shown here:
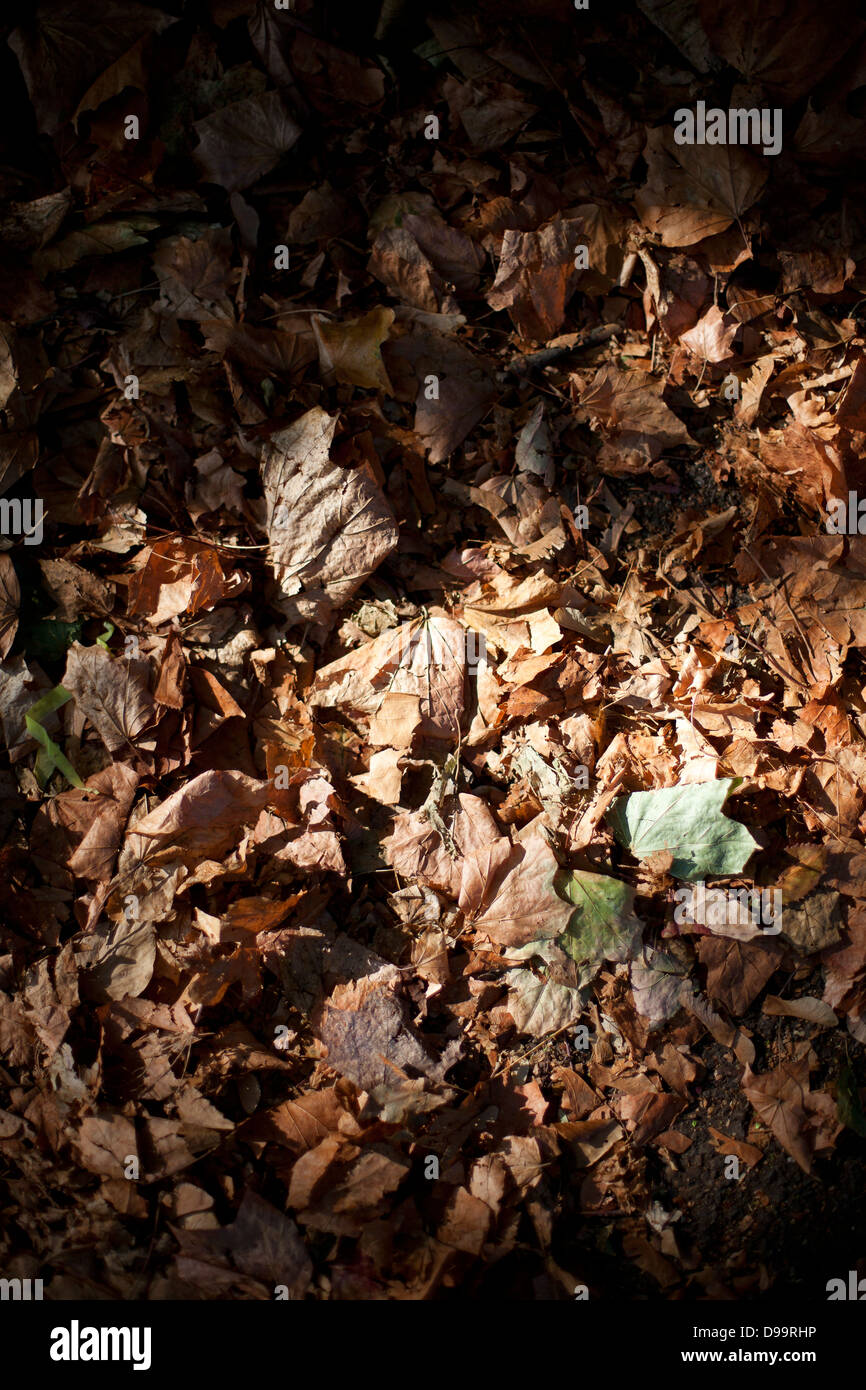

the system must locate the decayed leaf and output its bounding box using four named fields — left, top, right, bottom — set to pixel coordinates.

left=153, top=232, right=236, bottom=324
left=33, top=219, right=157, bottom=275
left=194, top=91, right=302, bottom=192
left=252, top=1087, right=361, bottom=1153
left=386, top=329, right=498, bottom=463
left=38, top=558, right=112, bottom=622
left=487, top=217, right=586, bottom=341
left=31, top=761, right=138, bottom=883
left=607, top=778, right=759, bottom=881
left=62, top=642, right=155, bottom=755
left=781, top=889, right=842, bottom=953
left=573, top=364, right=694, bottom=474
left=630, top=947, right=690, bottom=1028
left=707, top=1127, right=763, bottom=1168
left=74, top=1112, right=138, bottom=1179
left=79, top=915, right=156, bottom=1003
left=315, top=970, right=457, bottom=1096
left=173, top=1190, right=311, bottom=1296
left=262, top=406, right=398, bottom=632
left=743, top=1053, right=841, bottom=1174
